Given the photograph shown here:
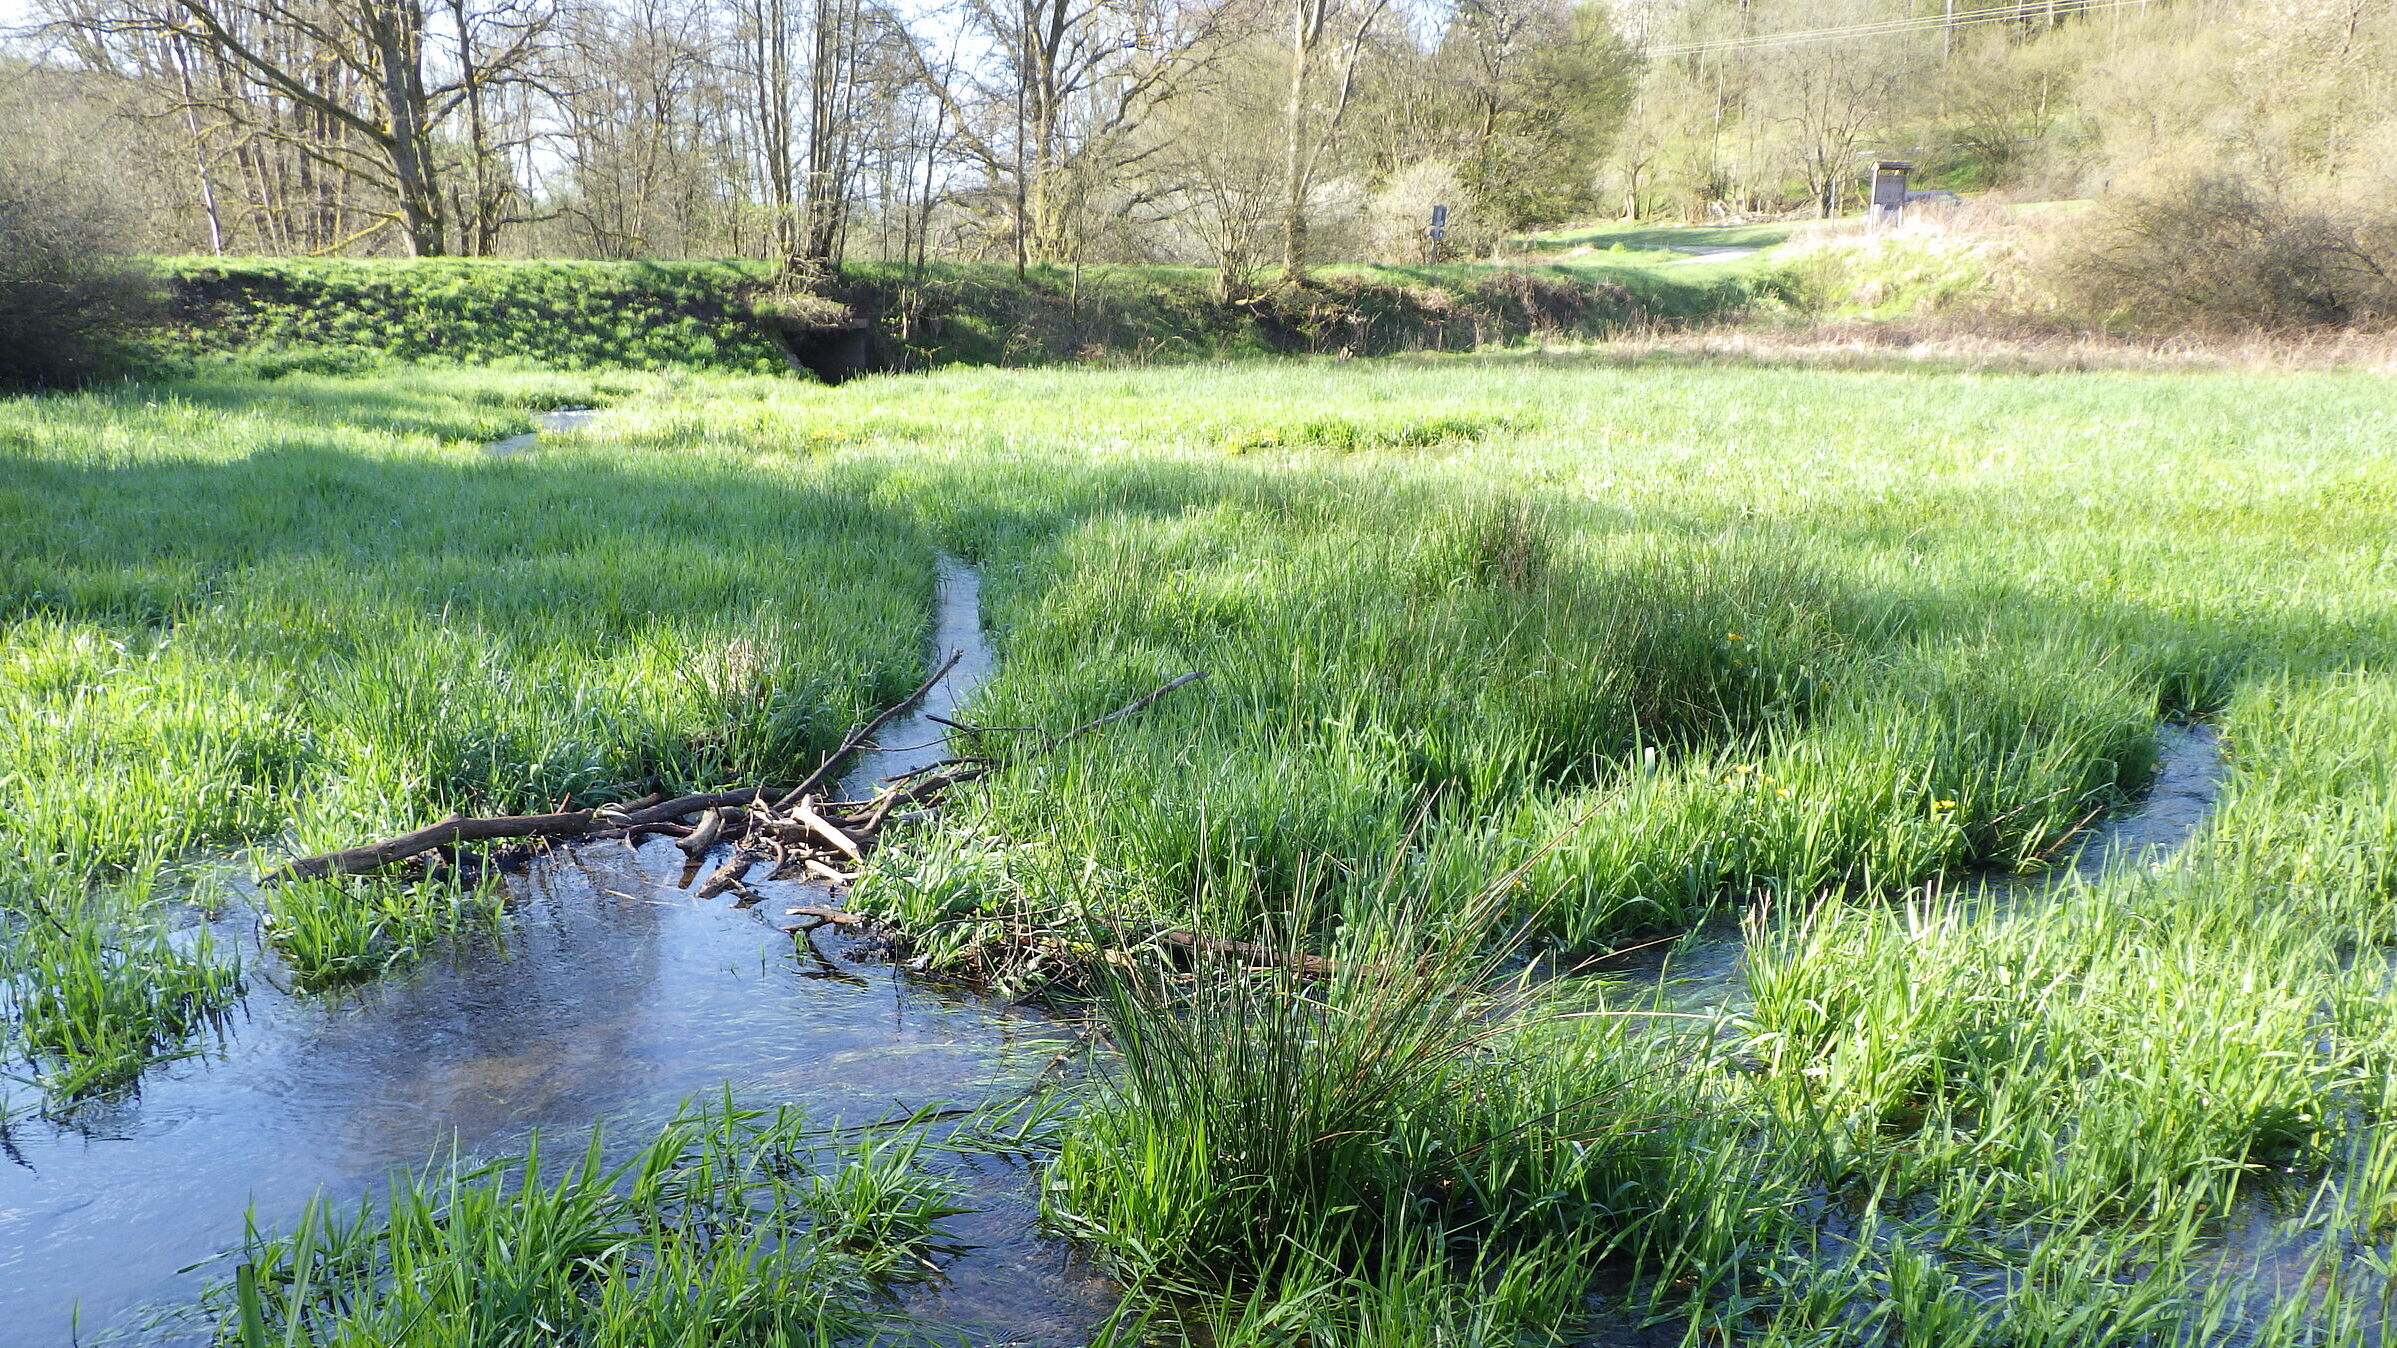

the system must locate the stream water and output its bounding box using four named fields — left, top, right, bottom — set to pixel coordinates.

left=0, top=556, right=1114, bottom=1345
left=482, top=406, right=599, bottom=456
